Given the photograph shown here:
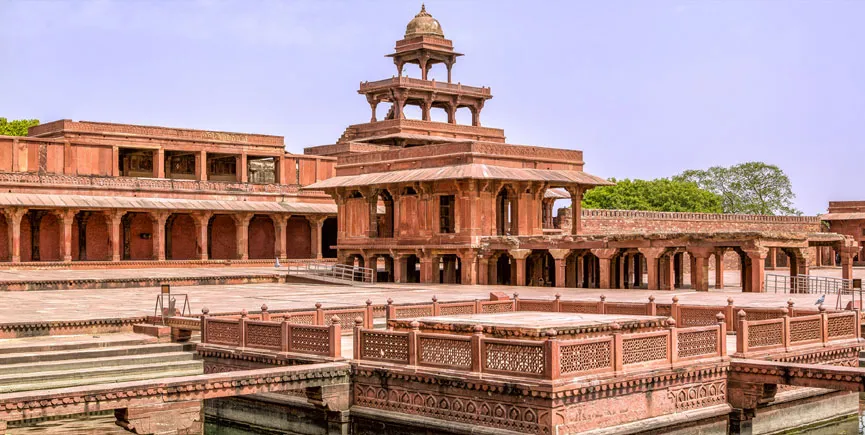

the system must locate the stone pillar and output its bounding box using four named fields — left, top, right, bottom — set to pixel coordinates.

left=272, top=214, right=288, bottom=260
left=592, top=249, right=617, bottom=290
left=151, top=212, right=170, bottom=261
left=567, top=187, right=582, bottom=235
left=6, top=208, right=26, bottom=263
left=58, top=210, right=76, bottom=262
left=107, top=211, right=124, bottom=262
left=768, top=247, right=777, bottom=270
left=550, top=249, right=569, bottom=288
left=673, top=253, right=684, bottom=289
left=460, top=251, right=478, bottom=285
left=746, top=249, right=768, bottom=293
left=194, top=212, right=212, bottom=261
left=639, top=248, right=664, bottom=291
left=715, top=249, right=726, bottom=289
left=633, top=254, right=642, bottom=287
left=367, top=191, right=379, bottom=238
left=197, top=150, right=207, bottom=181
left=841, top=248, right=855, bottom=281
left=420, top=253, right=434, bottom=284
left=511, top=249, right=531, bottom=287
left=309, top=216, right=325, bottom=259
left=238, top=153, right=248, bottom=183
left=154, top=149, right=165, bottom=178
left=660, top=254, right=675, bottom=290
left=234, top=213, right=253, bottom=260
left=815, top=247, right=823, bottom=268
left=618, top=254, right=627, bottom=289
left=478, top=255, right=490, bottom=285
left=689, top=248, right=712, bottom=292
left=393, top=254, right=404, bottom=284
